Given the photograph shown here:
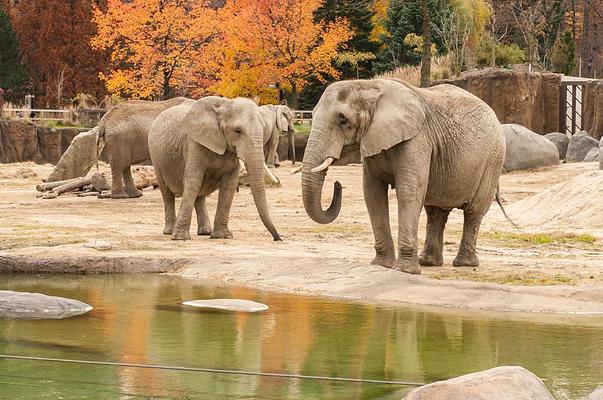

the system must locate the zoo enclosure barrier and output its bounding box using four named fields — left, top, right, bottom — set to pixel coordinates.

left=559, top=77, right=599, bottom=135
left=2, top=108, right=313, bottom=127
left=1, top=108, right=107, bottom=127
